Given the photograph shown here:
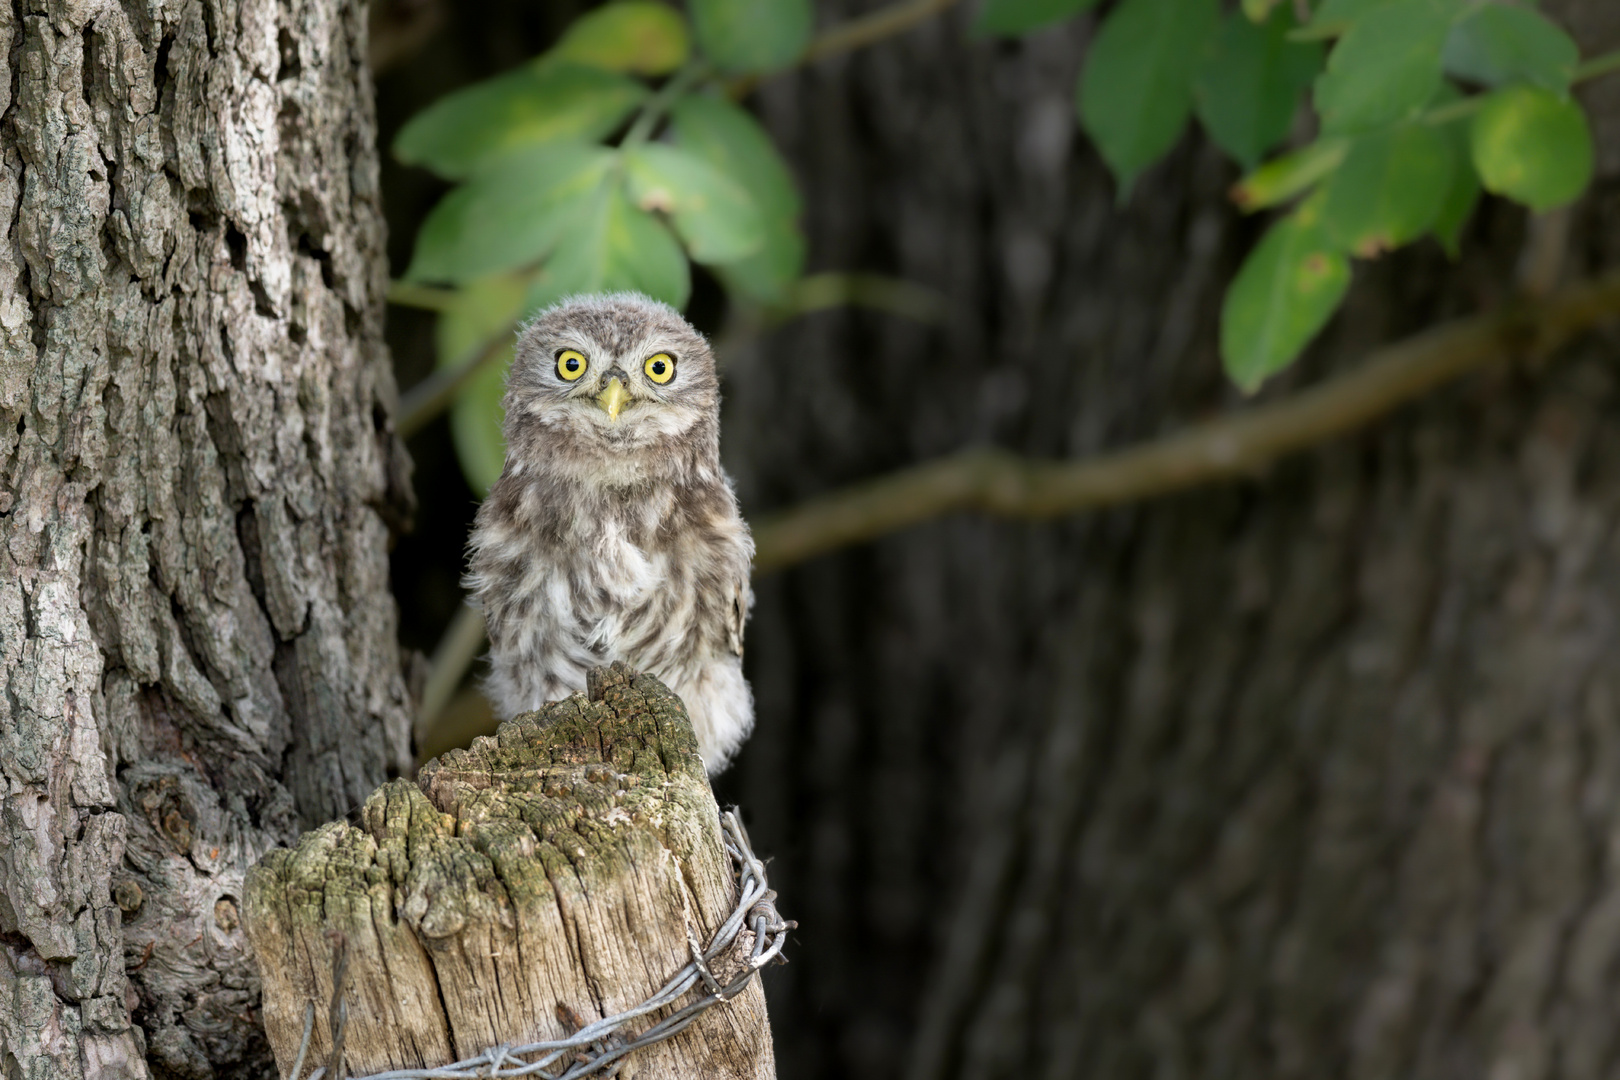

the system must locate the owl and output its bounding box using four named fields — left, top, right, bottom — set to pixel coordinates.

left=464, top=292, right=755, bottom=773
